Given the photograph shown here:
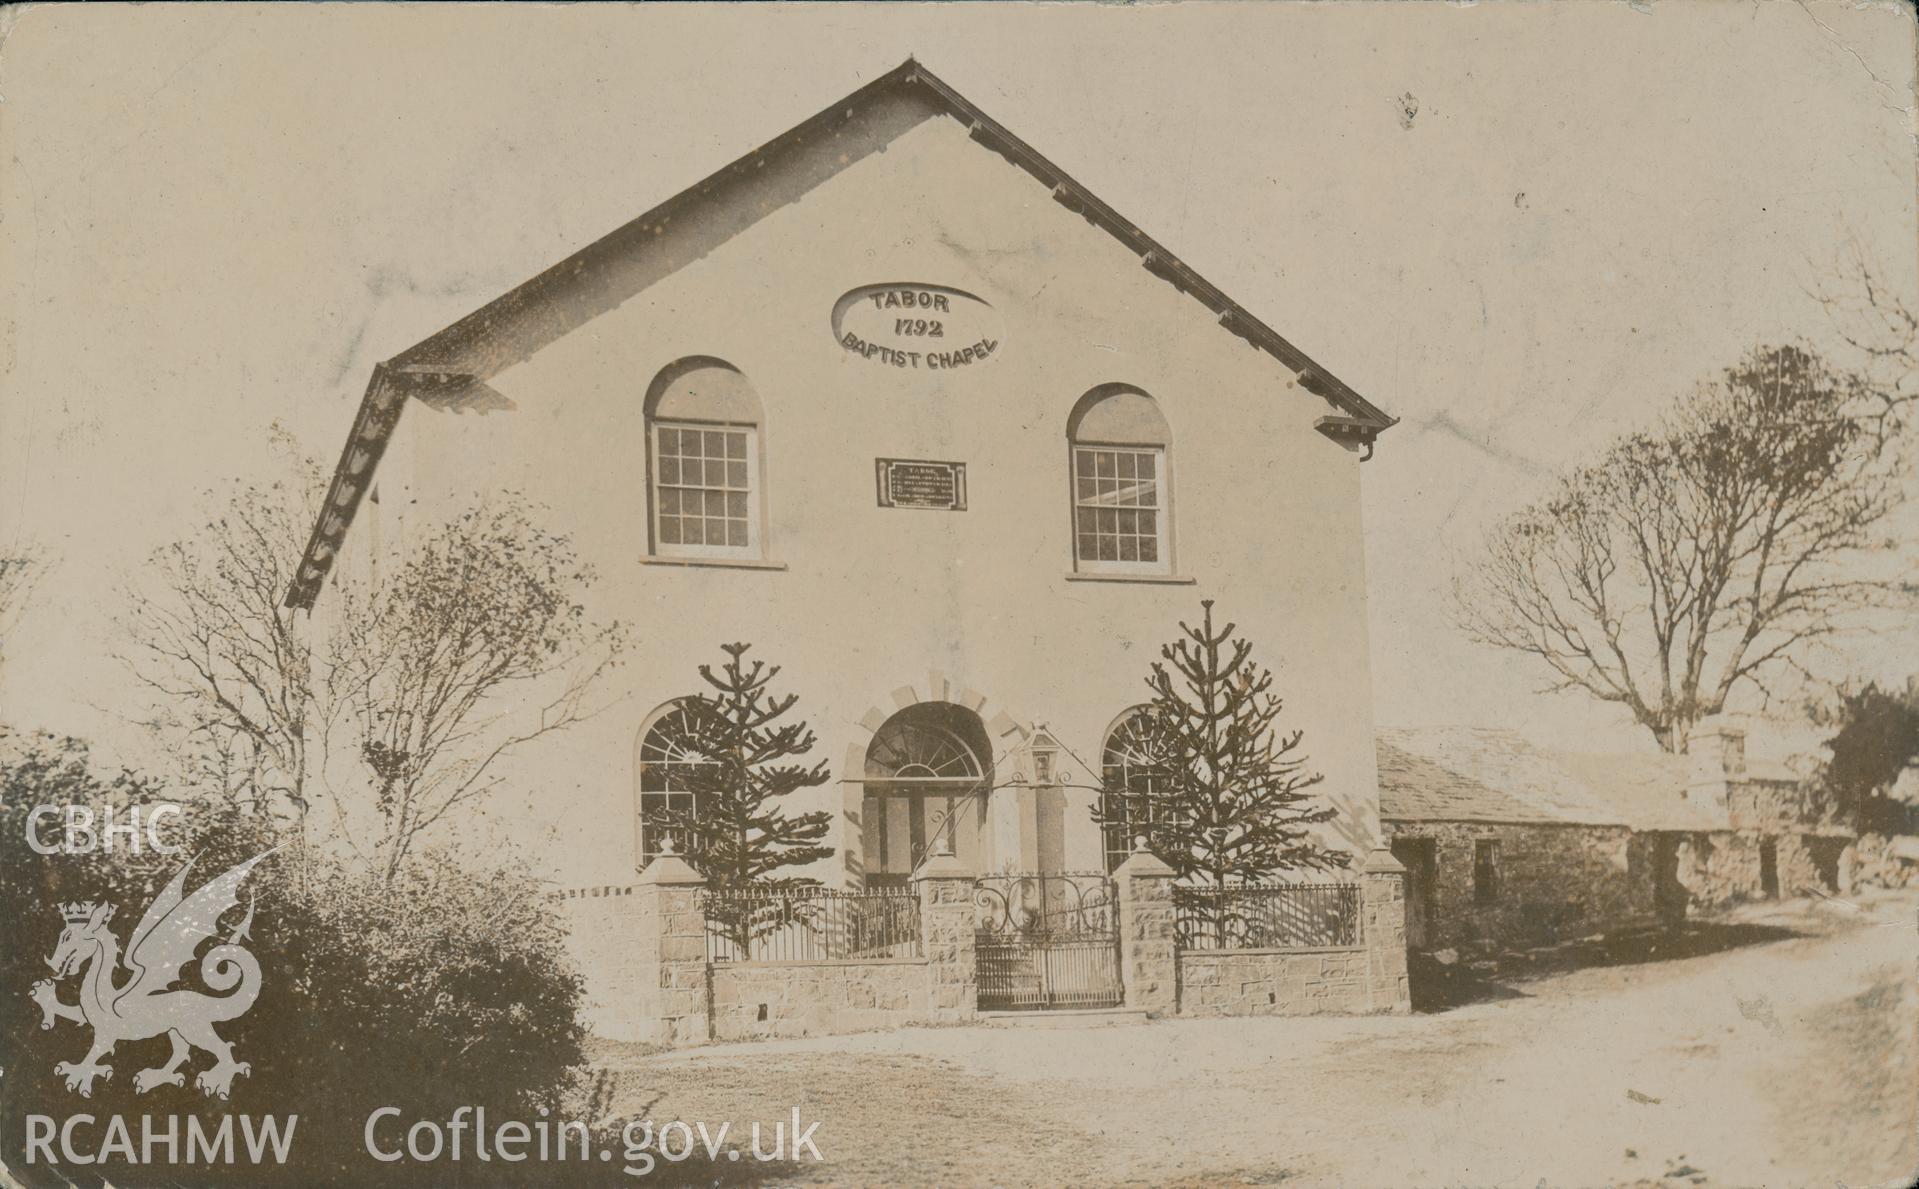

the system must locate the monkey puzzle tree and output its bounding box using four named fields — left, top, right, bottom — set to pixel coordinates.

left=652, top=642, right=834, bottom=887
left=1454, top=344, right=1908, bottom=753
left=1092, top=600, right=1348, bottom=891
